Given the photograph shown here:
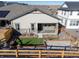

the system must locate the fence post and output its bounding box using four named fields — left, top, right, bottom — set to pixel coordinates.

left=61, top=50, right=64, bottom=58
left=16, top=49, right=18, bottom=58
left=39, top=50, right=41, bottom=58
